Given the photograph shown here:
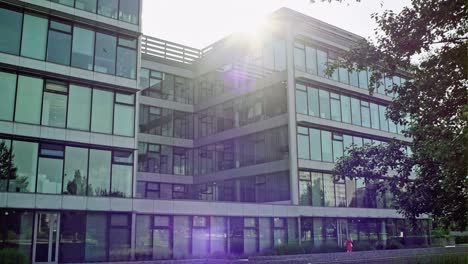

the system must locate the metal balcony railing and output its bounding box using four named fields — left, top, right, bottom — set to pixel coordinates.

left=141, top=35, right=202, bottom=64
